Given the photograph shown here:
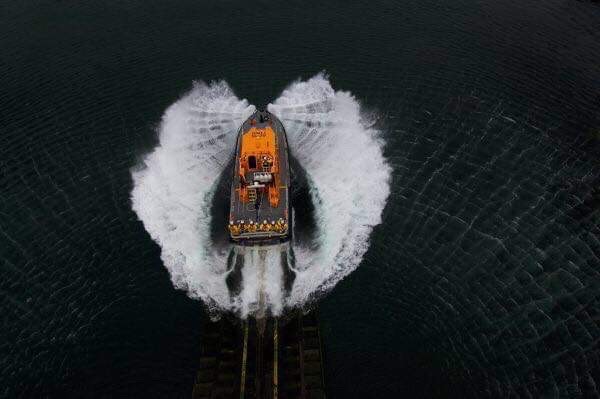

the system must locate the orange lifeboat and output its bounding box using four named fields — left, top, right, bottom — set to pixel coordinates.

left=228, top=110, right=290, bottom=243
